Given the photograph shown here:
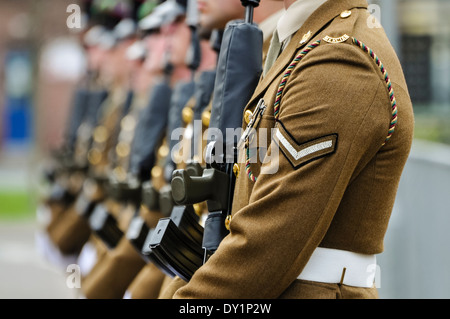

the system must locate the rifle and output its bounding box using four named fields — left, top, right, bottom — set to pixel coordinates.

left=148, top=0, right=263, bottom=280
left=127, top=0, right=209, bottom=263
left=60, top=85, right=132, bottom=253
left=127, top=79, right=196, bottom=256
left=89, top=72, right=173, bottom=250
